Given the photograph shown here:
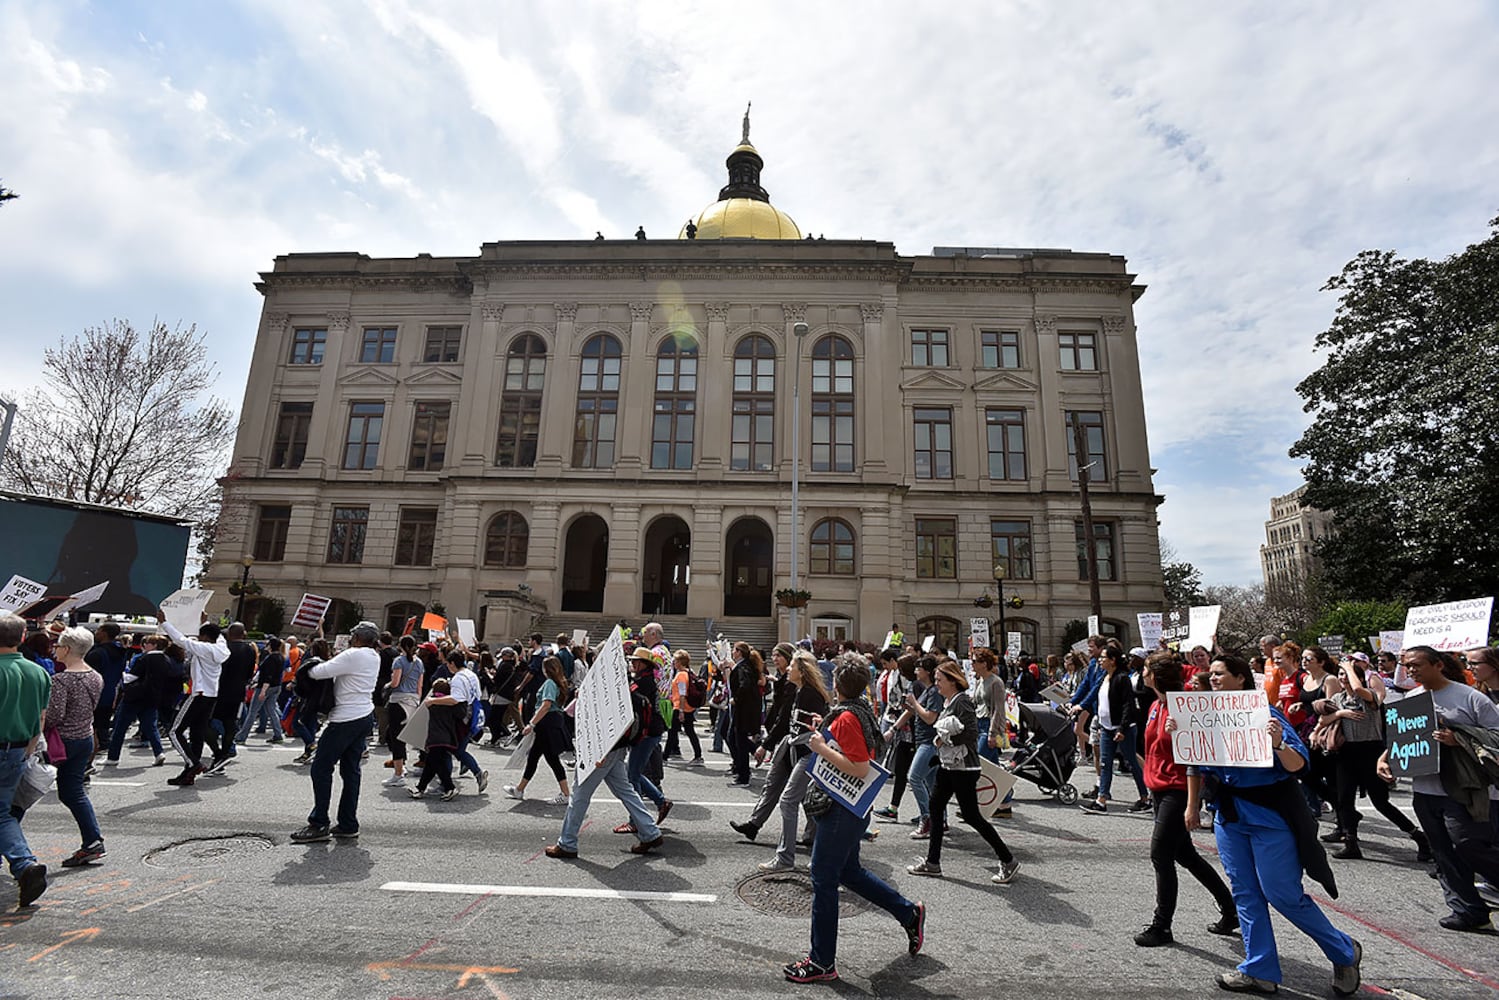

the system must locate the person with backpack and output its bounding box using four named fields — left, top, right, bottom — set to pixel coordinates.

left=619, top=647, right=672, bottom=829
left=290, top=638, right=332, bottom=764
left=664, top=649, right=704, bottom=764
left=446, top=649, right=489, bottom=793
left=501, top=655, right=572, bottom=804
